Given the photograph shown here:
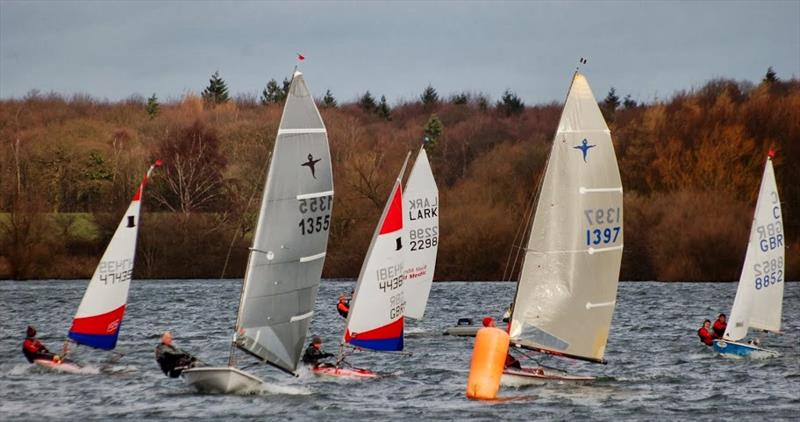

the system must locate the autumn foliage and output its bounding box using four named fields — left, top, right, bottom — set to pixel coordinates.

left=0, top=76, right=798, bottom=281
